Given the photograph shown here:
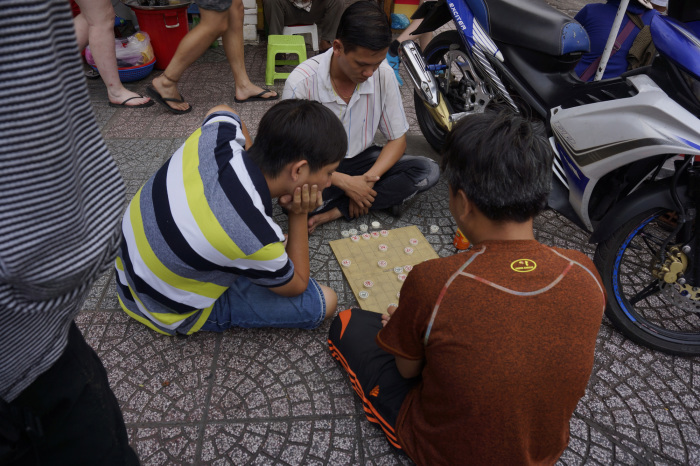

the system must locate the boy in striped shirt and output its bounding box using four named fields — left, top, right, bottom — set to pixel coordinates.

left=116, top=100, right=345, bottom=335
